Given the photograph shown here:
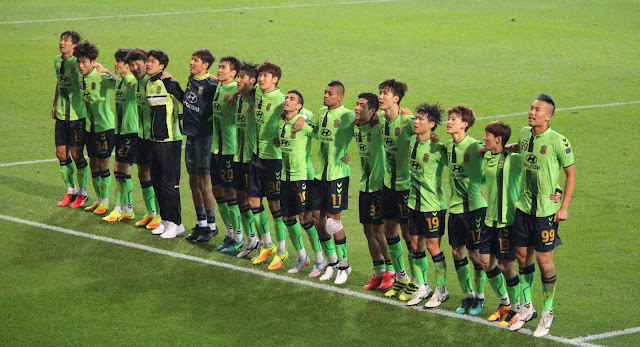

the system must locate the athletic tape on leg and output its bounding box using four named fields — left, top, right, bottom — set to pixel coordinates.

left=325, top=218, right=343, bottom=235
